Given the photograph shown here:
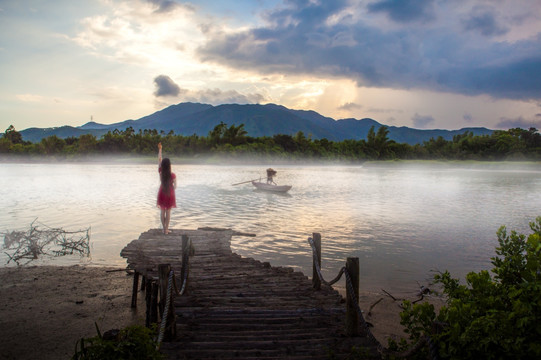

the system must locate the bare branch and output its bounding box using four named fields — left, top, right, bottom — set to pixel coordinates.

left=2, top=220, right=91, bottom=265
